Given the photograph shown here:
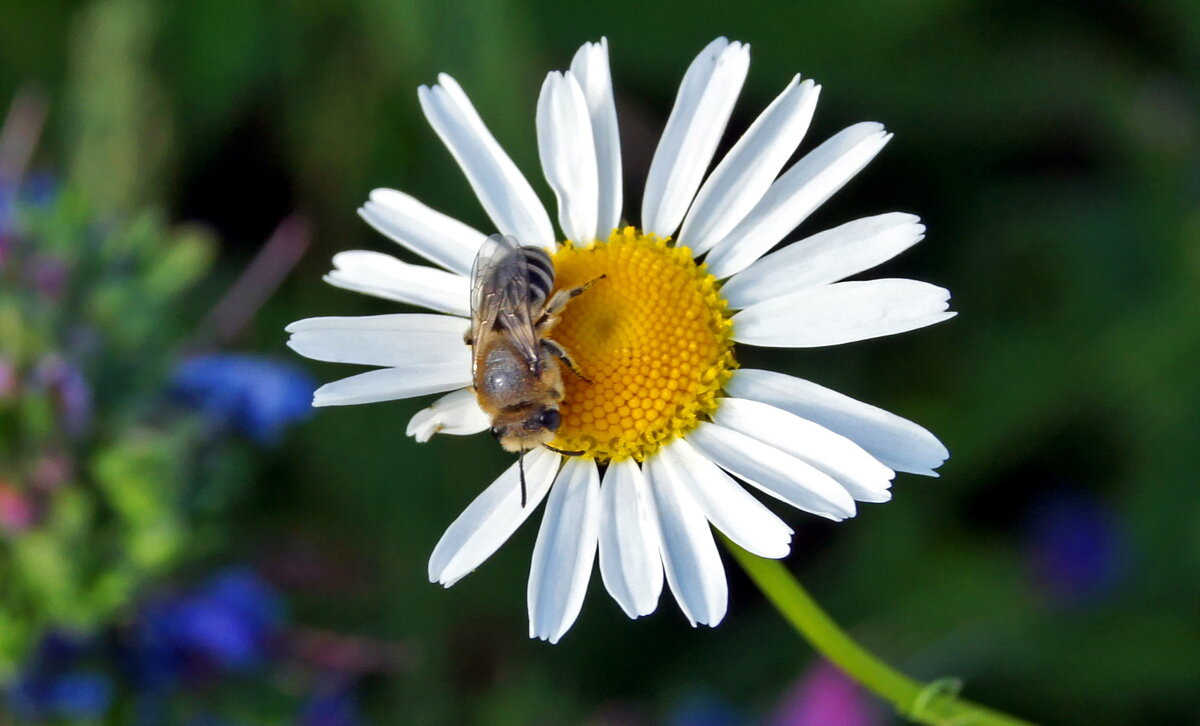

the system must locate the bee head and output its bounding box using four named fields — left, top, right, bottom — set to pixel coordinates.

left=491, top=406, right=561, bottom=453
